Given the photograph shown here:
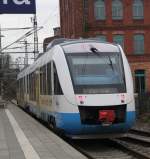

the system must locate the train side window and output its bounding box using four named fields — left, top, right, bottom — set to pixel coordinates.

left=27, top=75, right=29, bottom=94
left=33, top=73, right=36, bottom=101
left=47, top=62, right=52, bottom=95
left=29, top=73, right=33, bottom=100
left=43, top=66, right=47, bottom=94
left=18, top=80, right=20, bottom=99
left=40, top=65, right=47, bottom=95
left=30, top=74, right=33, bottom=100
left=20, top=78, right=24, bottom=100
left=23, top=77, right=25, bottom=93
left=40, top=67, right=43, bottom=95
left=53, top=63, right=63, bottom=95
left=25, top=76, right=27, bottom=94
left=29, top=74, right=31, bottom=99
